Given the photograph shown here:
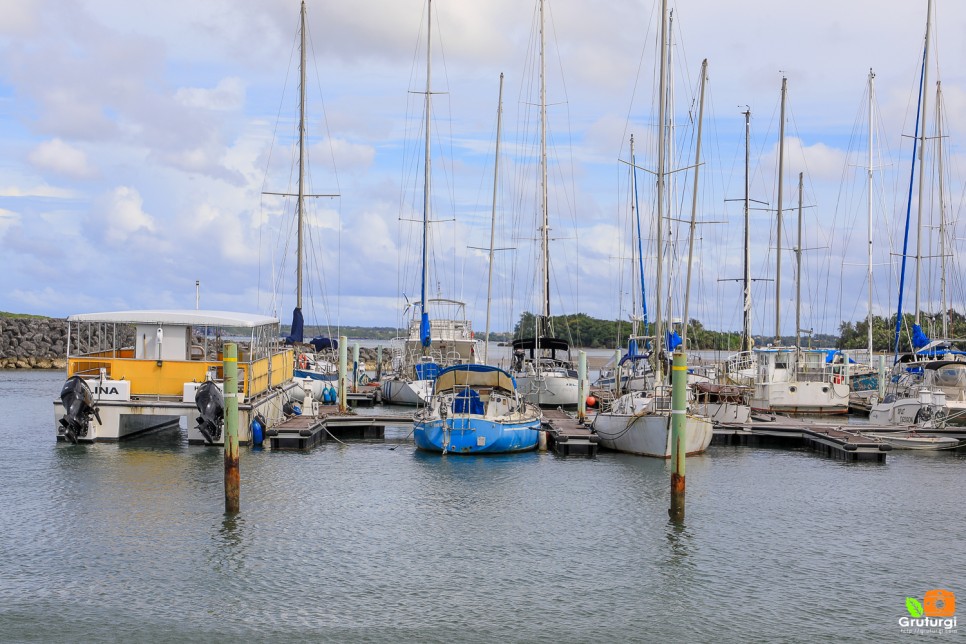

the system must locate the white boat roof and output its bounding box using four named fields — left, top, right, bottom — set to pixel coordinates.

left=67, top=310, right=279, bottom=328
